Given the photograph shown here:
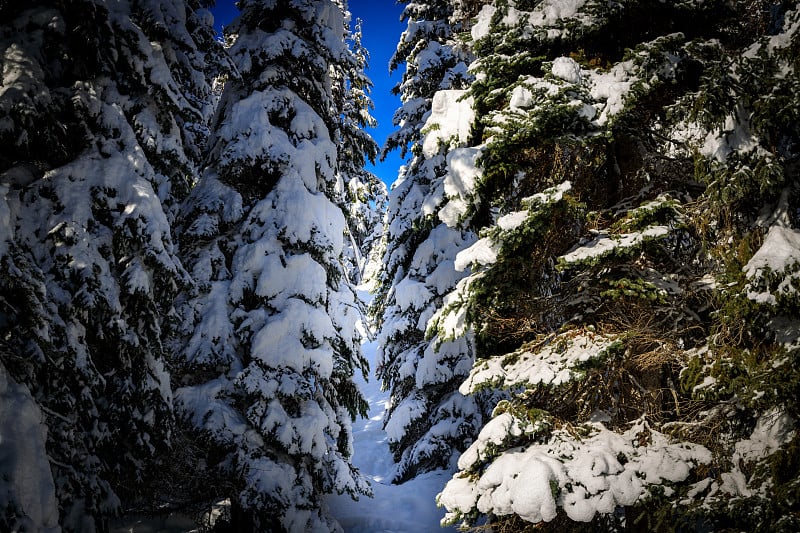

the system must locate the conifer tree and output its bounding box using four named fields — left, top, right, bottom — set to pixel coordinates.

left=434, top=0, right=800, bottom=530
left=382, top=0, right=473, bottom=158
left=0, top=0, right=221, bottom=528
left=173, top=0, right=370, bottom=529
left=333, top=17, right=386, bottom=287
left=373, top=0, right=487, bottom=483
